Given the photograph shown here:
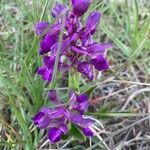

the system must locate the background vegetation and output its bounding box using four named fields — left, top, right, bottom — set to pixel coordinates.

left=0, top=0, right=150, bottom=149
